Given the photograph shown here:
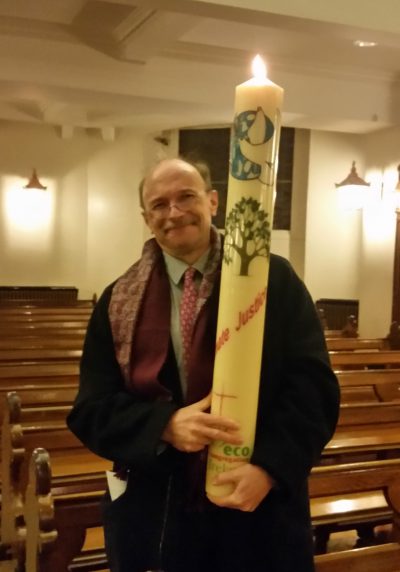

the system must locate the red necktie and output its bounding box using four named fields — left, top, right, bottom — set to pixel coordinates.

left=180, top=267, right=198, bottom=376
